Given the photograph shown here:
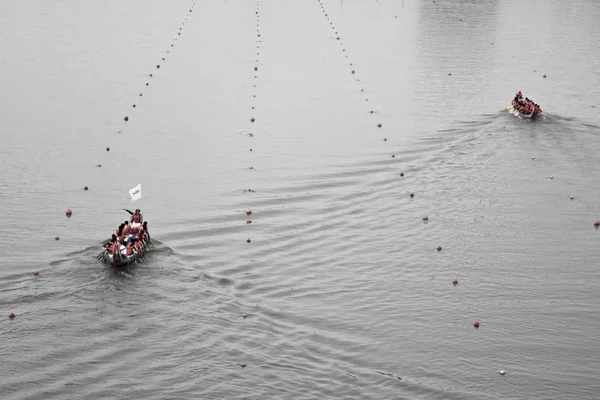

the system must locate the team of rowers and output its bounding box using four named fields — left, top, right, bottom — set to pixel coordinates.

left=513, top=91, right=543, bottom=115
left=103, top=209, right=150, bottom=263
